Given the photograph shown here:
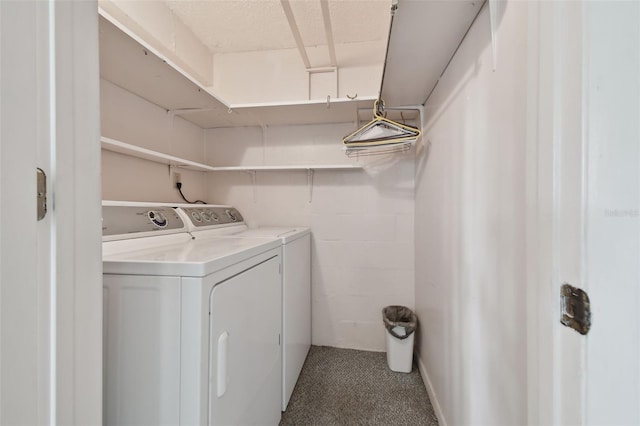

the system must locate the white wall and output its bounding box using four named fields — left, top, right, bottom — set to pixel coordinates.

left=101, top=79, right=208, bottom=203
left=212, top=41, right=383, bottom=104
left=99, top=0, right=213, bottom=85
left=206, top=124, right=415, bottom=351
left=100, top=75, right=415, bottom=351
left=414, top=3, right=528, bottom=425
